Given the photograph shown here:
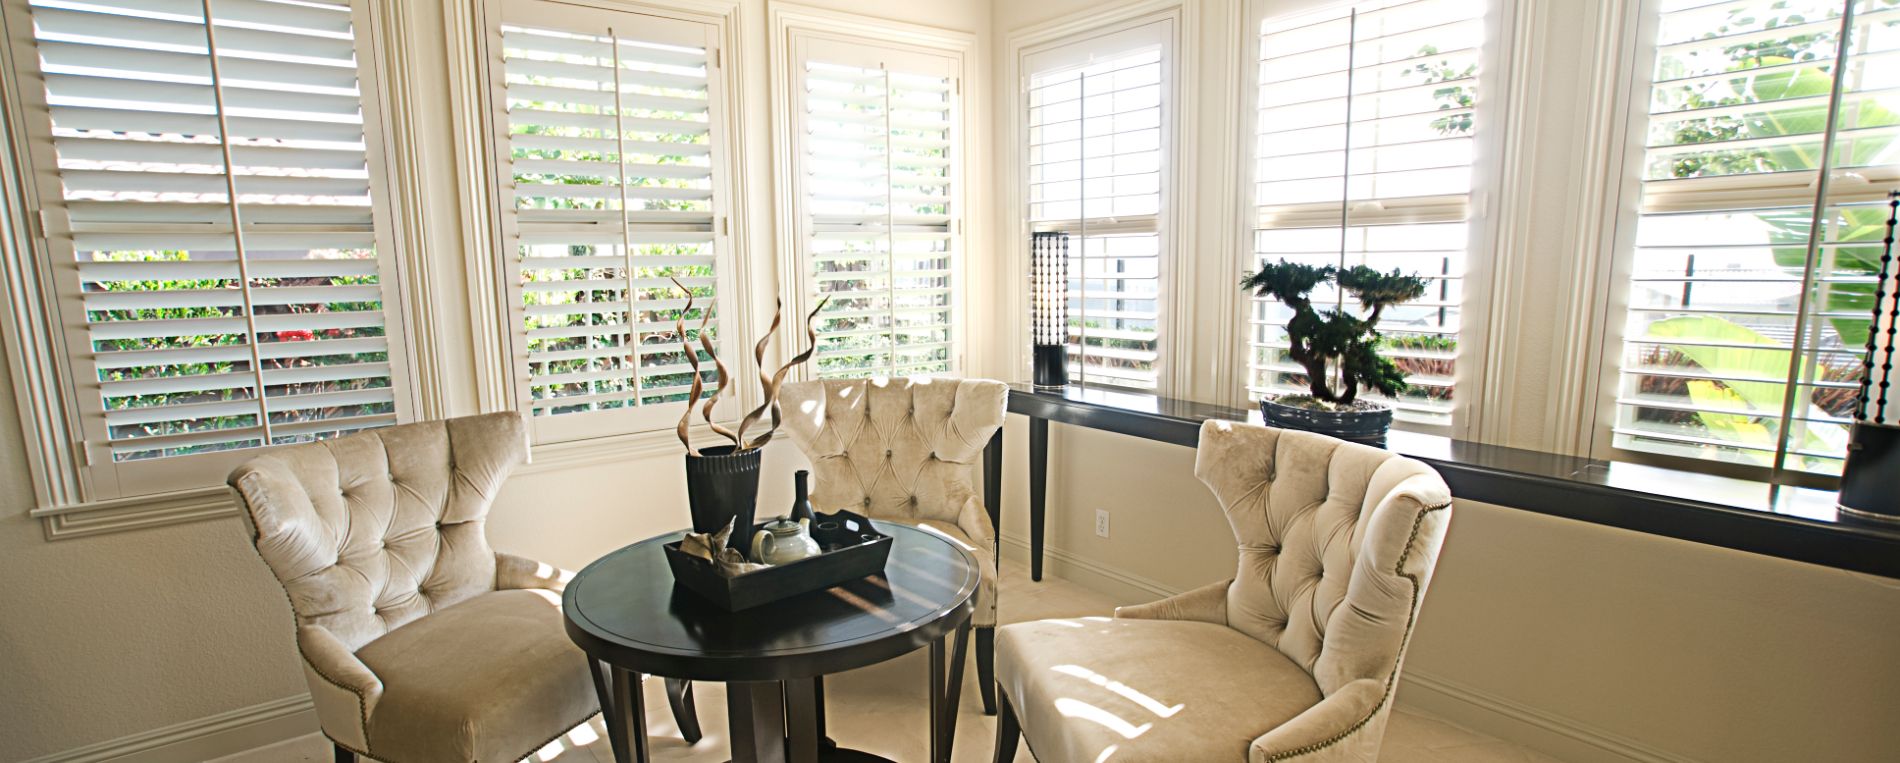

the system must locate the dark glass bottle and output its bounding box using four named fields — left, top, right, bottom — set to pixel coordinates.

left=789, top=469, right=815, bottom=523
